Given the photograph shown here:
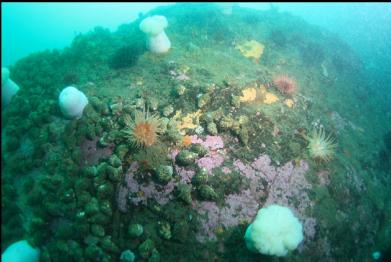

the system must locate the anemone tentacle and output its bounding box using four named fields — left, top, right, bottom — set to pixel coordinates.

left=122, top=109, right=164, bottom=148
left=307, top=128, right=337, bottom=162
